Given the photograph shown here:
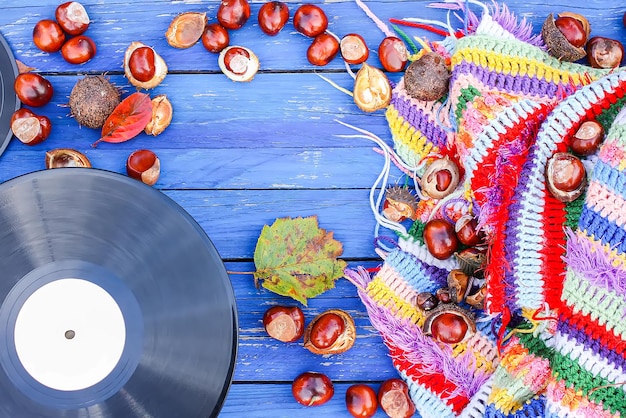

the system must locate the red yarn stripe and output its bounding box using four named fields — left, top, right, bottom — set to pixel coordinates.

left=387, top=343, right=470, bottom=414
